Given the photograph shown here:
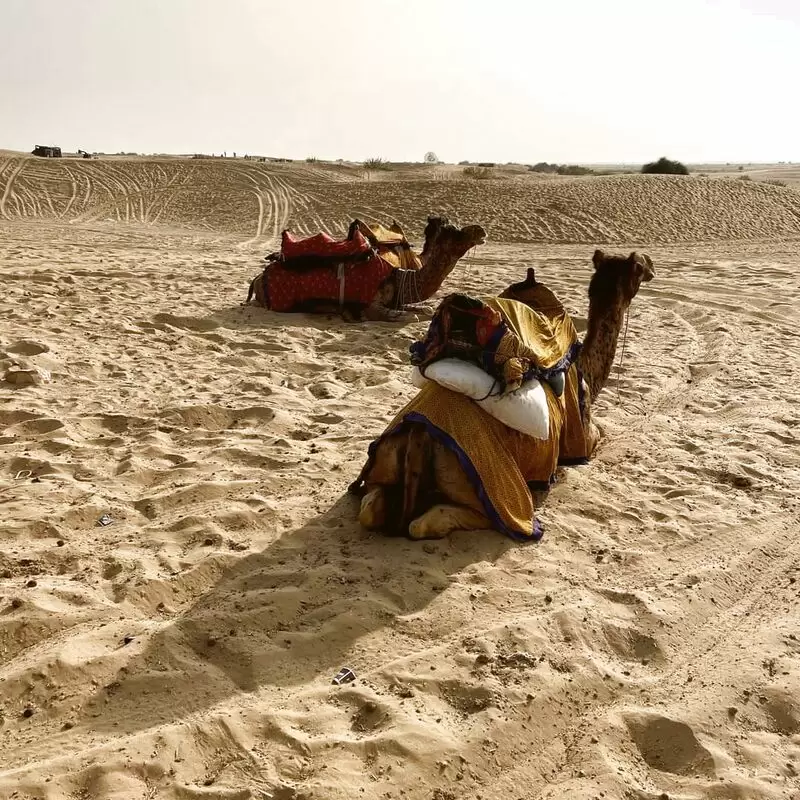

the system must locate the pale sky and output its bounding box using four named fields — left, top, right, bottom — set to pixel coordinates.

left=2, top=0, right=798, bottom=163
